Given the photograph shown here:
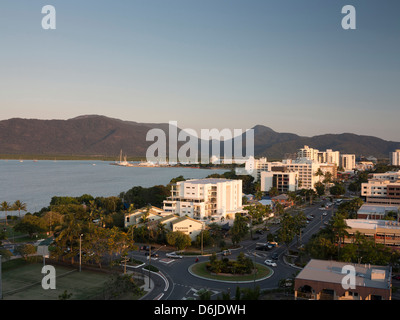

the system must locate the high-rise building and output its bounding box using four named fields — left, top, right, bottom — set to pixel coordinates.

left=340, top=154, right=356, bottom=171
left=390, top=149, right=400, bottom=166
left=260, top=170, right=298, bottom=193
left=163, top=178, right=243, bottom=220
